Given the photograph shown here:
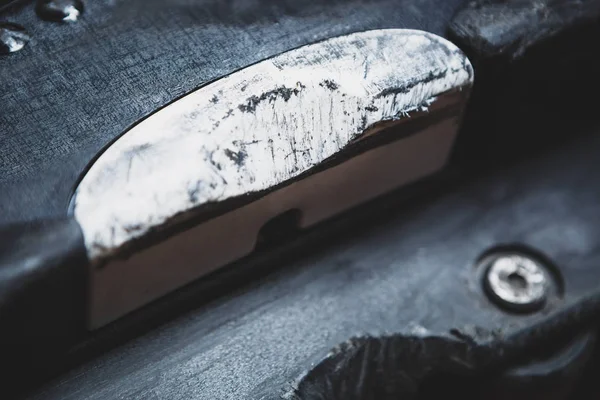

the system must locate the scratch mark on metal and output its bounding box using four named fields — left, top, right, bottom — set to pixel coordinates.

left=73, top=29, right=474, bottom=263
